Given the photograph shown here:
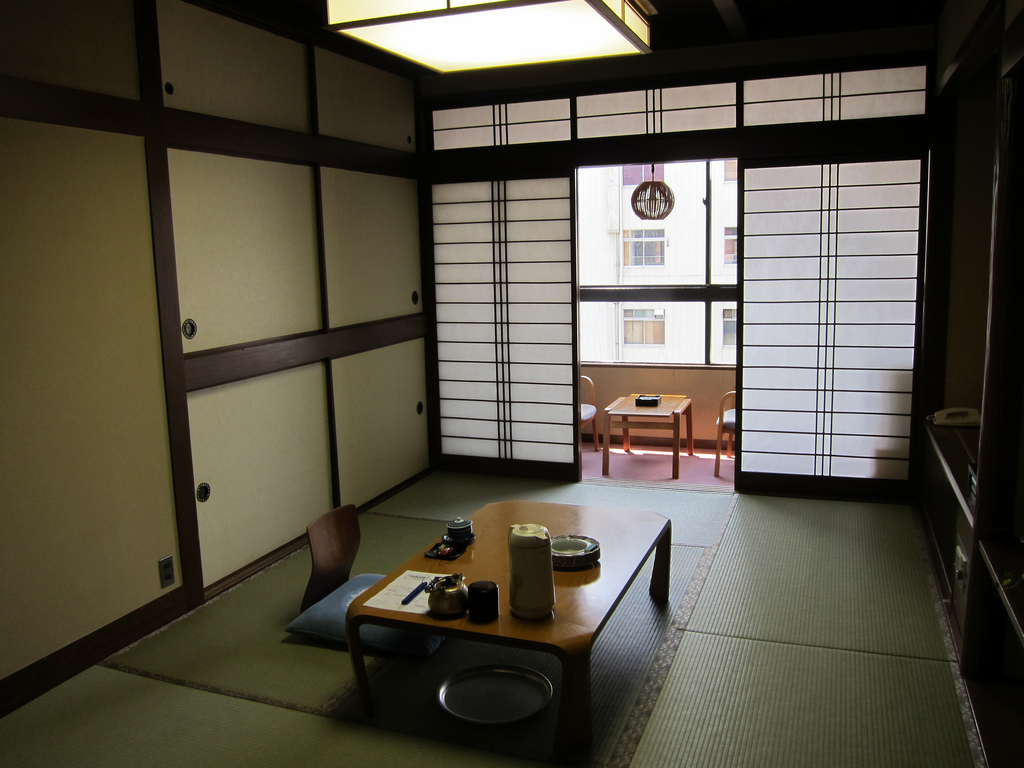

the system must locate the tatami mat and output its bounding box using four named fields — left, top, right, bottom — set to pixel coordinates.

left=6, top=476, right=978, bottom=768
left=630, top=633, right=973, bottom=768
left=1, top=666, right=545, bottom=768
left=686, top=494, right=948, bottom=660
left=104, top=516, right=443, bottom=714
left=368, top=471, right=734, bottom=547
